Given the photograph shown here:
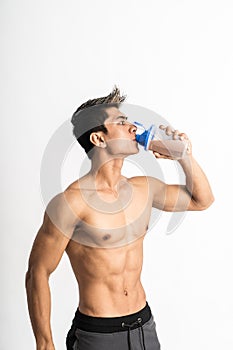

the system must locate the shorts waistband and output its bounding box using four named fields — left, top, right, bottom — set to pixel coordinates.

left=74, top=301, right=151, bottom=333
